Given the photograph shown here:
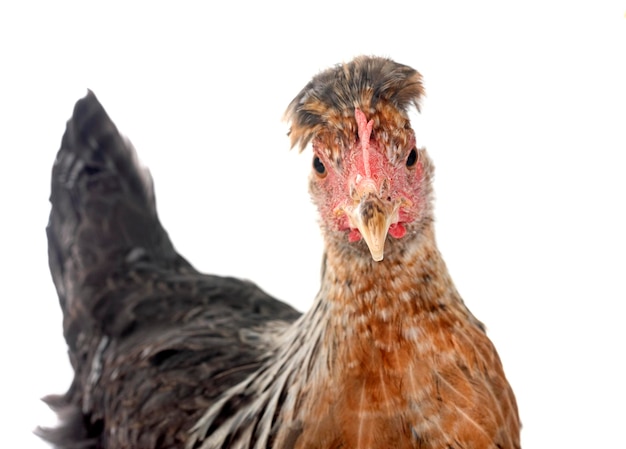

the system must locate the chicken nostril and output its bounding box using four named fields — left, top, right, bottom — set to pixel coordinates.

left=380, top=178, right=390, bottom=197
left=350, top=184, right=358, bottom=201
